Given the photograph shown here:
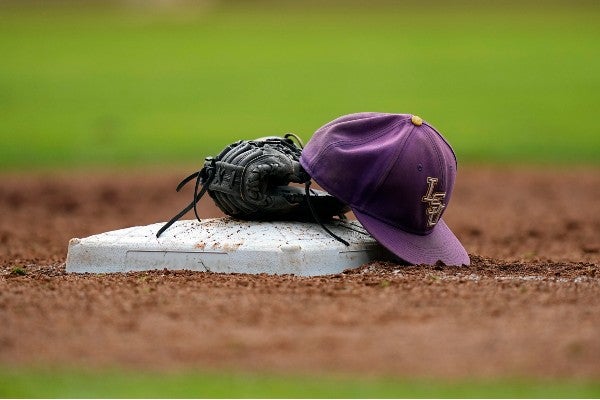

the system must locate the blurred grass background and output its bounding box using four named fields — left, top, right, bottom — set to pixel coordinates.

left=1, top=0, right=599, bottom=170
left=1, top=367, right=600, bottom=398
